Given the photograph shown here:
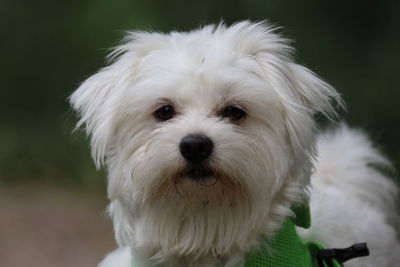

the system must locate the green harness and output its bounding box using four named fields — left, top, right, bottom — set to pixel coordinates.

left=245, top=205, right=341, bottom=267
left=131, top=206, right=347, bottom=267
